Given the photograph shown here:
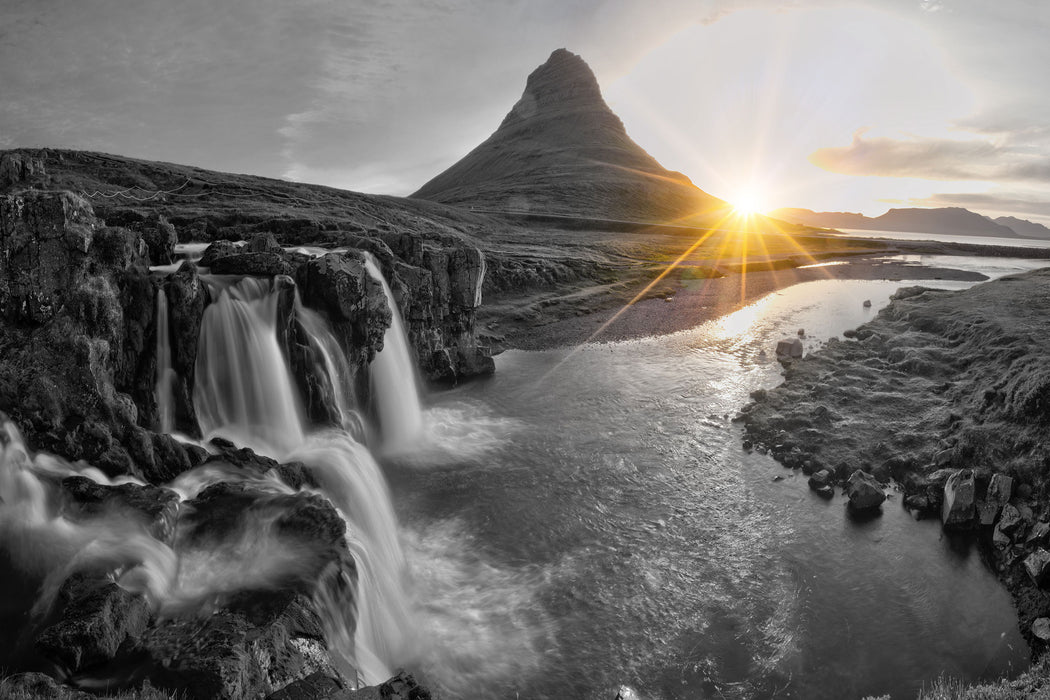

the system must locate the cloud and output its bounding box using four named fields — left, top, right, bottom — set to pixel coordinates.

left=809, top=129, right=1050, bottom=183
